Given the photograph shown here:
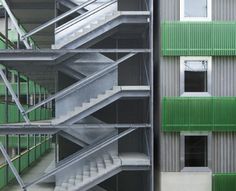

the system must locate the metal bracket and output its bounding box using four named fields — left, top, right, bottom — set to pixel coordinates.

left=0, top=68, right=30, bottom=124
left=0, top=143, right=26, bottom=191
